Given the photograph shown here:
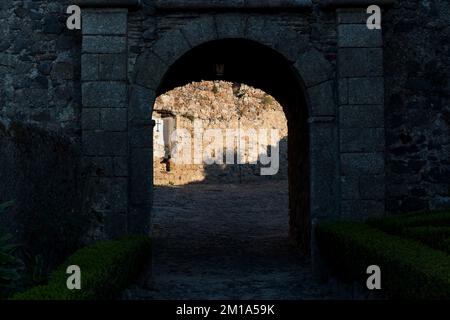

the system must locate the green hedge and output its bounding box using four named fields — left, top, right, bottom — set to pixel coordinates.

left=368, top=210, right=450, bottom=234
left=317, top=222, right=450, bottom=299
left=12, top=235, right=151, bottom=300
left=368, top=211, right=450, bottom=253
